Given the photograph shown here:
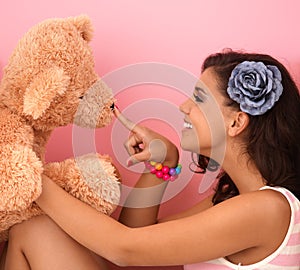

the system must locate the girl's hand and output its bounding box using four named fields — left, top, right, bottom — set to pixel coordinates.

left=114, top=107, right=179, bottom=167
